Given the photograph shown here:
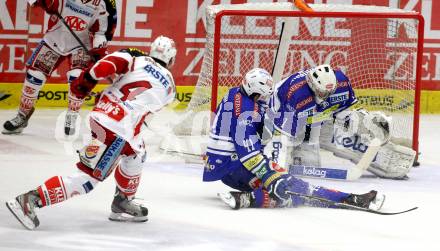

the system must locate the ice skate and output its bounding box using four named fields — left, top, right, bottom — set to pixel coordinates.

left=218, top=191, right=254, bottom=210
left=109, top=189, right=148, bottom=222
left=64, top=111, right=79, bottom=136
left=5, top=190, right=41, bottom=230
left=342, top=190, right=386, bottom=211
left=2, top=108, right=35, bottom=135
